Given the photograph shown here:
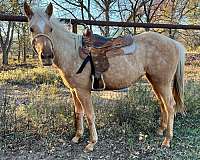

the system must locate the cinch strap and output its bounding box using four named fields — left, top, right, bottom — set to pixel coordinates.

left=76, top=52, right=95, bottom=76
